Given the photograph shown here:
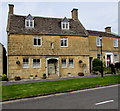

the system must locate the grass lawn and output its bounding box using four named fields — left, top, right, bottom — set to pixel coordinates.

left=1, top=75, right=120, bottom=101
